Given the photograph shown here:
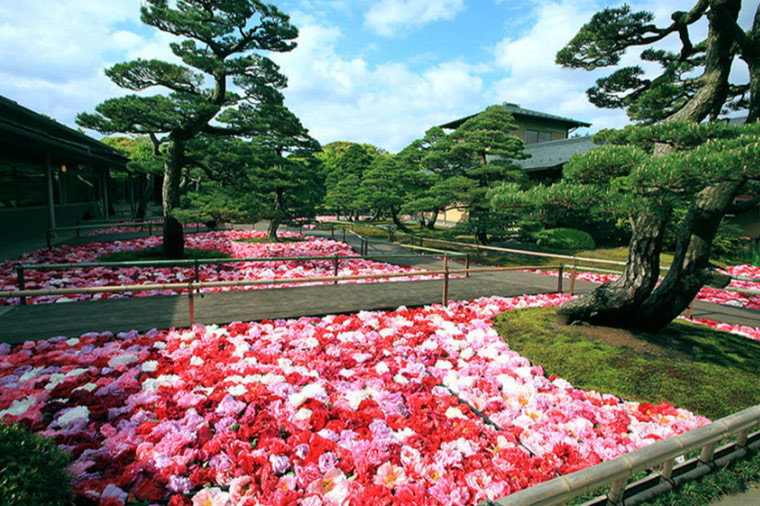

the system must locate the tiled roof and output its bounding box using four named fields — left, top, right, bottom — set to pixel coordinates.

left=439, top=102, right=592, bottom=130
left=0, top=94, right=128, bottom=167
left=515, top=136, right=597, bottom=171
